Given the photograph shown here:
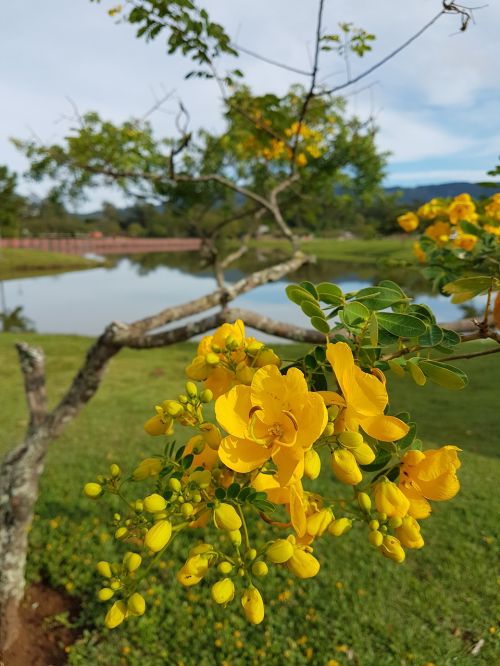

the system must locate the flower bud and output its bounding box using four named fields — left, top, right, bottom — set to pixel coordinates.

left=252, top=561, right=269, bottom=577
left=115, top=527, right=128, bottom=540
left=84, top=482, right=102, bottom=499
left=374, top=479, right=410, bottom=518
left=110, top=580, right=121, bottom=591
left=286, top=548, right=320, bottom=579
left=144, top=520, right=172, bottom=553
left=185, top=381, right=198, bottom=398
left=97, top=587, right=114, bottom=601
left=178, top=393, right=189, bottom=404
left=323, top=423, right=335, bottom=437
left=97, top=561, right=112, bottom=578
left=241, top=587, right=265, bottom=624
left=235, top=362, right=256, bottom=385
left=205, top=352, right=220, bottom=367
left=211, top=578, right=235, bottom=605
left=304, top=449, right=321, bottom=480
left=357, top=492, right=372, bottom=513
left=246, top=340, right=264, bottom=356
left=169, top=477, right=182, bottom=492
left=199, top=389, right=213, bottom=403
left=123, top=552, right=142, bottom=573
left=143, top=493, right=167, bottom=513
left=181, top=503, right=194, bottom=518
left=368, top=519, right=380, bottom=531
left=164, top=400, right=184, bottom=417
left=176, top=566, right=202, bottom=587
left=266, top=539, right=294, bottom=564
left=255, top=349, right=280, bottom=368
left=200, top=423, right=221, bottom=450
left=352, top=442, right=375, bottom=465
left=379, top=535, right=406, bottom=563
left=218, top=561, right=233, bottom=575
left=368, top=530, right=383, bottom=547
left=104, top=600, right=127, bottom=629
left=132, top=457, right=162, bottom=481
left=327, top=404, right=340, bottom=420
left=328, top=518, right=352, bottom=537
left=389, top=516, right=403, bottom=529
left=229, top=529, right=242, bottom=546
left=338, top=431, right=364, bottom=449
left=306, top=508, right=333, bottom=537
left=246, top=548, right=257, bottom=561
left=395, top=516, right=424, bottom=549
left=109, top=464, right=121, bottom=478
left=331, top=450, right=362, bottom=485
left=214, top=503, right=242, bottom=531
left=189, top=469, right=212, bottom=489
left=127, top=593, right=146, bottom=616
left=134, top=500, right=144, bottom=513
left=185, top=554, right=210, bottom=578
